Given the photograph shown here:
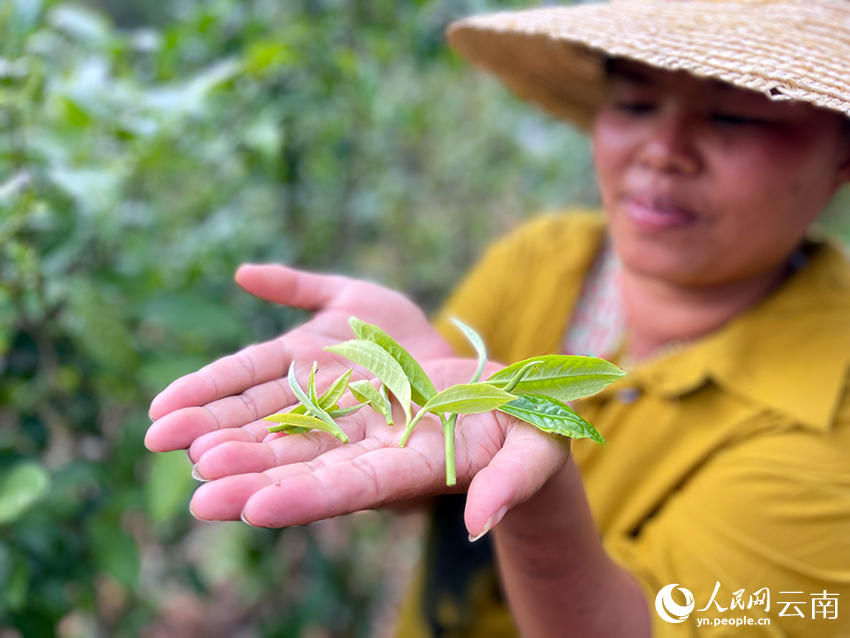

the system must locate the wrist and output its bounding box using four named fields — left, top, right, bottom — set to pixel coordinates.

left=492, top=457, right=652, bottom=638
left=495, top=457, right=608, bottom=570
